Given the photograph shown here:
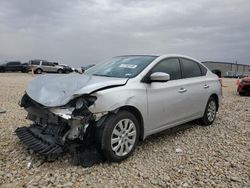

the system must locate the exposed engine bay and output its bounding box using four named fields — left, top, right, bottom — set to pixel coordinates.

left=16, top=93, right=106, bottom=166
